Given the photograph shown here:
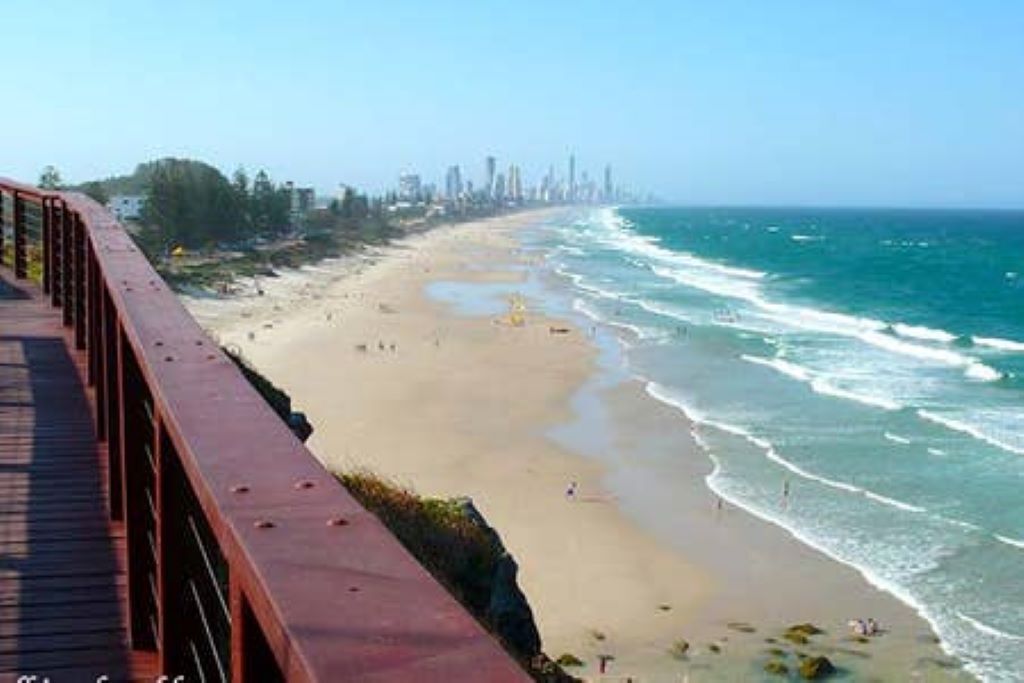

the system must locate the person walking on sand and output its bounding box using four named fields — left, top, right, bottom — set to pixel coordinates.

left=565, top=481, right=578, bottom=501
